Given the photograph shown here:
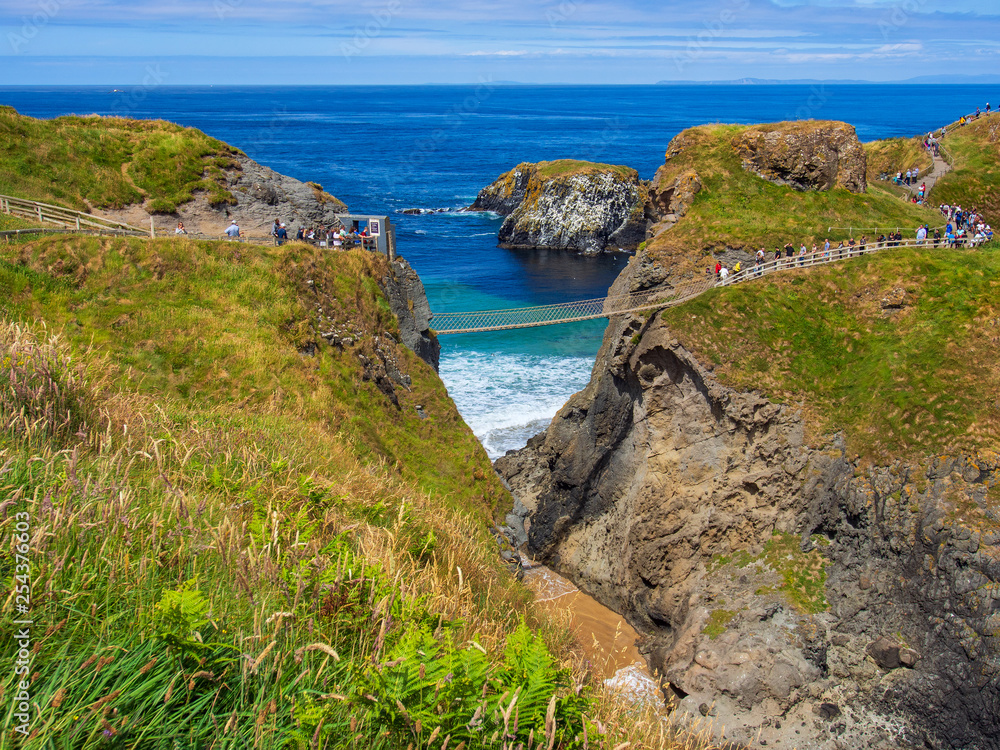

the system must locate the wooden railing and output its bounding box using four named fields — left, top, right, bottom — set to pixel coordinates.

left=716, top=235, right=991, bottom=288
left=0, top=194, right=146, bottom=234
